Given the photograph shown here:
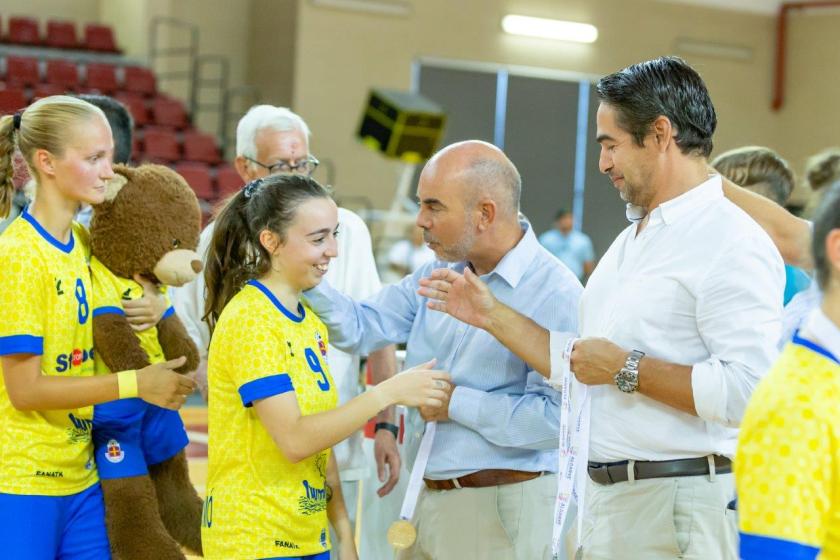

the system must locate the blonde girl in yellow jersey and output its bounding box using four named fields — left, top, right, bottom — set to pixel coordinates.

left=202, top=174, right=450, bottom=560
left=0, top=96, right=196, bottom=559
